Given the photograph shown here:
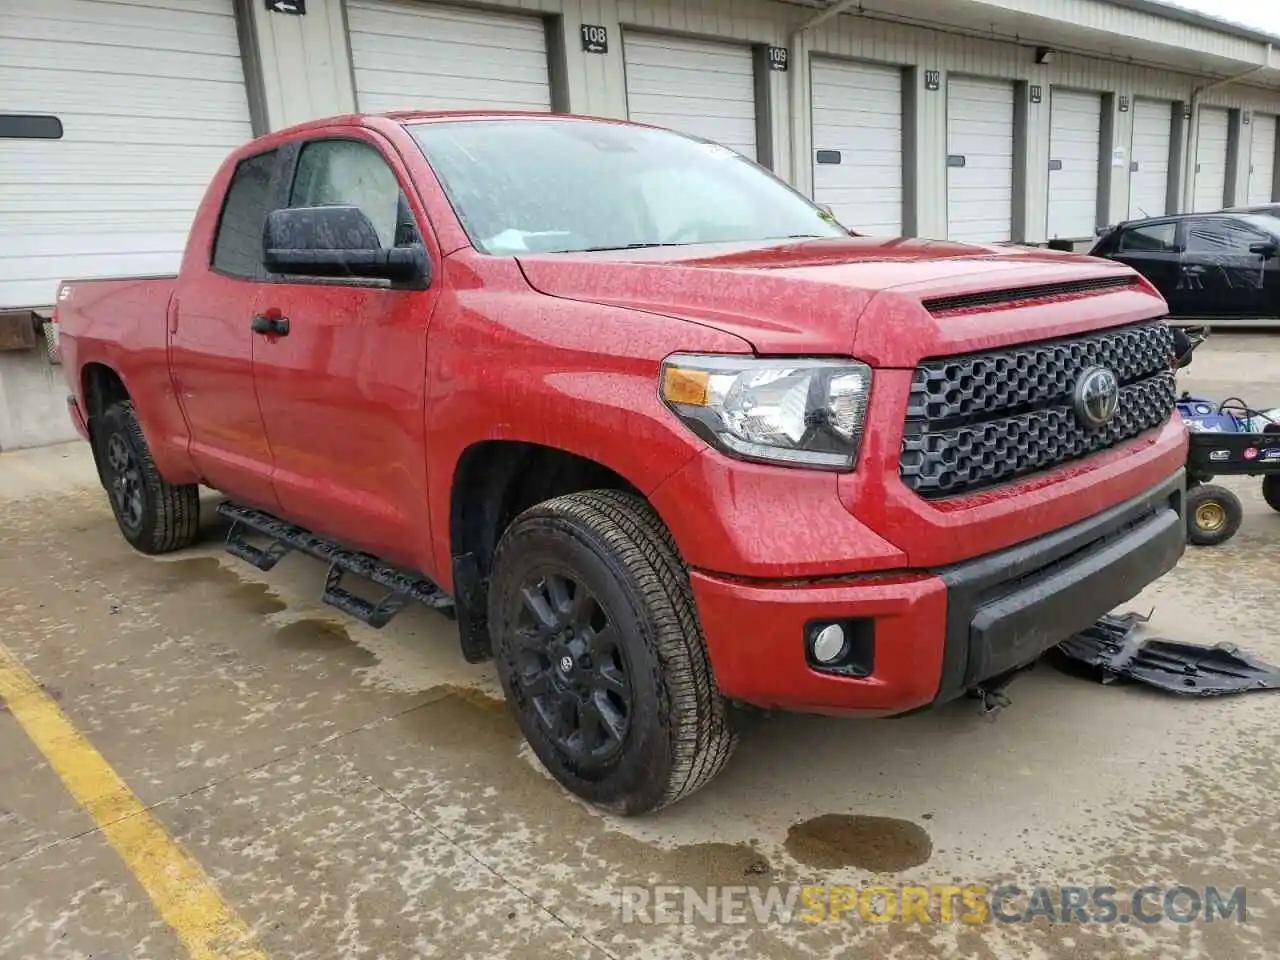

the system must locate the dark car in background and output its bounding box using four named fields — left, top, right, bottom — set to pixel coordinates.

left=1089, top=212, right=1280, bottom=323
